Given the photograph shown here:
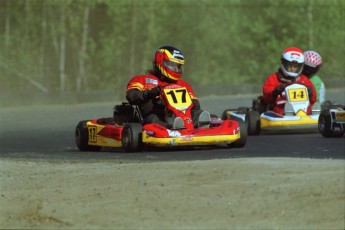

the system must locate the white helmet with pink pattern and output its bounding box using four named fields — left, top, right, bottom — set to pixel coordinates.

left=304, top=51, right=322, bottom=68
left=303, top=50, right=322, bottom=77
